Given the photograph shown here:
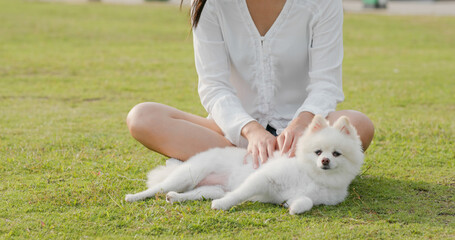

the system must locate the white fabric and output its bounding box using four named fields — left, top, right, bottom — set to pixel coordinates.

left=193, top=0, right=345, bottom=147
